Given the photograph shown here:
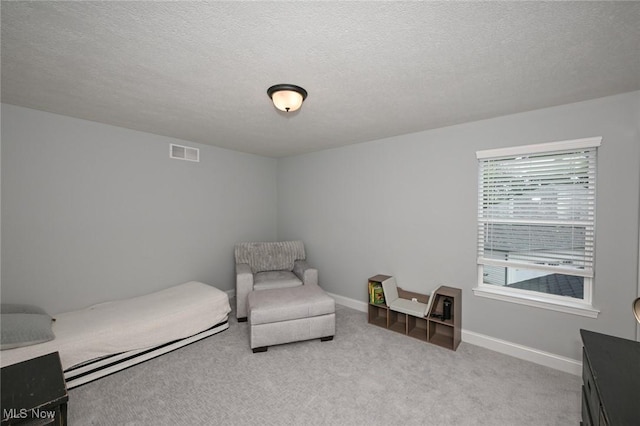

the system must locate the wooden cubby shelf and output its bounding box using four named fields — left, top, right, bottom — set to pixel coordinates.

left=367, top=275, right=461, bottom=351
